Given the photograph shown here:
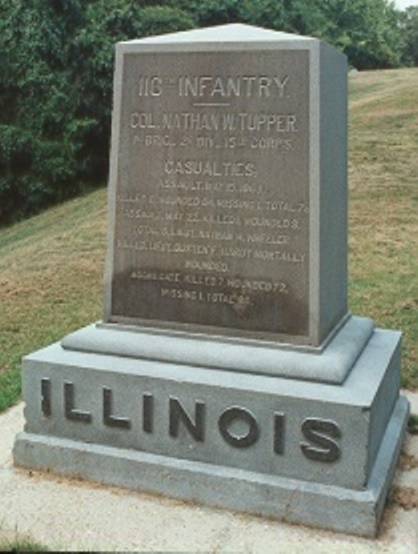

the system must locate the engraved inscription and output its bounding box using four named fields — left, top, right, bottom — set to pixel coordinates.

left=300, top=418, right=342, bottom=462
left=143, top=393, right=154, bottom=434
left=39, top=379, right=342, bottom=463
left=103, top=387, right=131, bottom=429
left=218, top=407, right=260, bottom=448
left=110, top=50, right=310, bottom=337
left=41, top=378, right=52, bottom=417
left=169, top=397, right=206, bottom=442
left=274, top=413, right=286, bottom=455
left=137, top=74, right=290, bottom=99
left=64, top=381, right=92, bottom=423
